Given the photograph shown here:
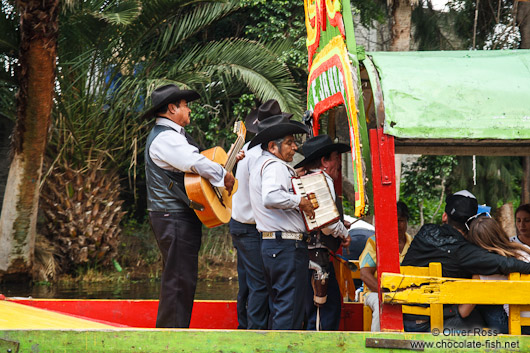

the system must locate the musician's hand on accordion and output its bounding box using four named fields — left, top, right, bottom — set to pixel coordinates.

left=299, top=197, right=315, bottom=220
